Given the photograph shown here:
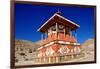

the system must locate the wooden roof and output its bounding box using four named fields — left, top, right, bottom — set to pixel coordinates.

left=38, top=12, right=80, bottom=33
